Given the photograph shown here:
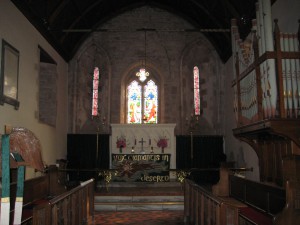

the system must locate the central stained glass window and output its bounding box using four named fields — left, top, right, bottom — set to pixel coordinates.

left=127, top=79, right=158, bottom=124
